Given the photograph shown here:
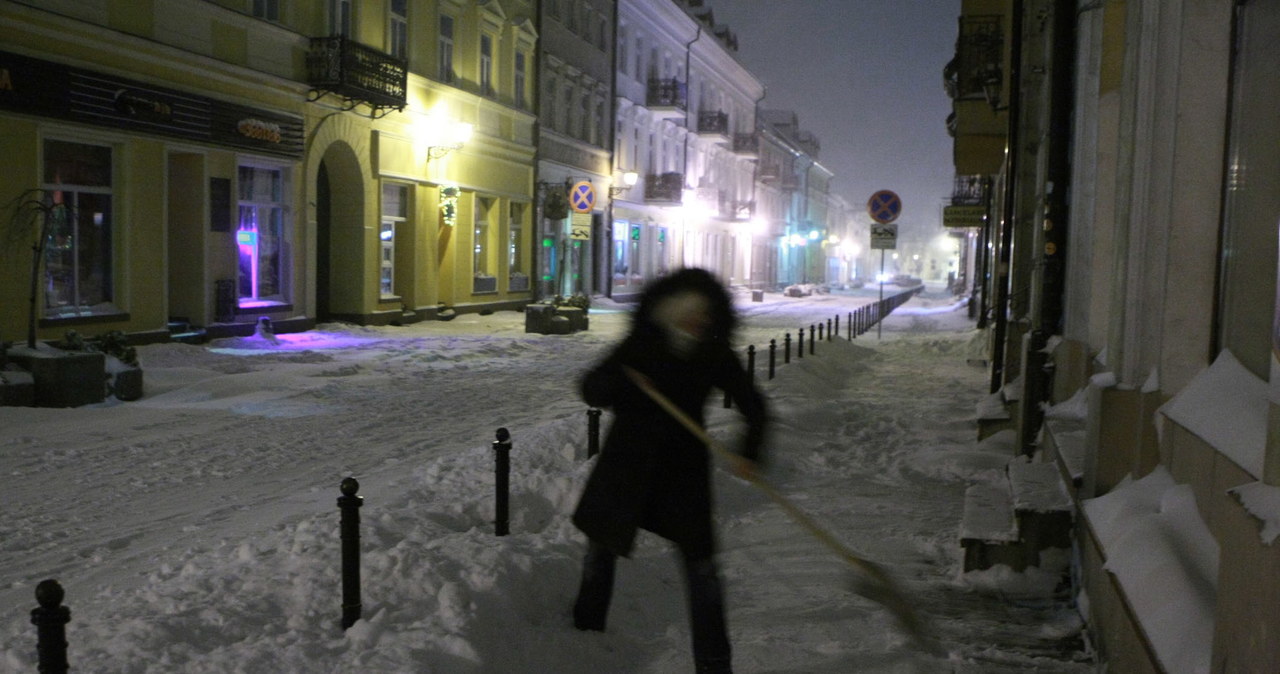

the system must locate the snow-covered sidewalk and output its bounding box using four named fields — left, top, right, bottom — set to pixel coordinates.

left=1, top=286, right=1093, bottom=672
